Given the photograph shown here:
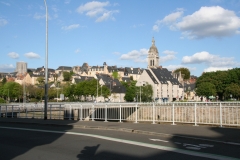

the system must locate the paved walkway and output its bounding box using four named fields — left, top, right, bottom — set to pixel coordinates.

left=0, top=118, right=239, bottom=145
